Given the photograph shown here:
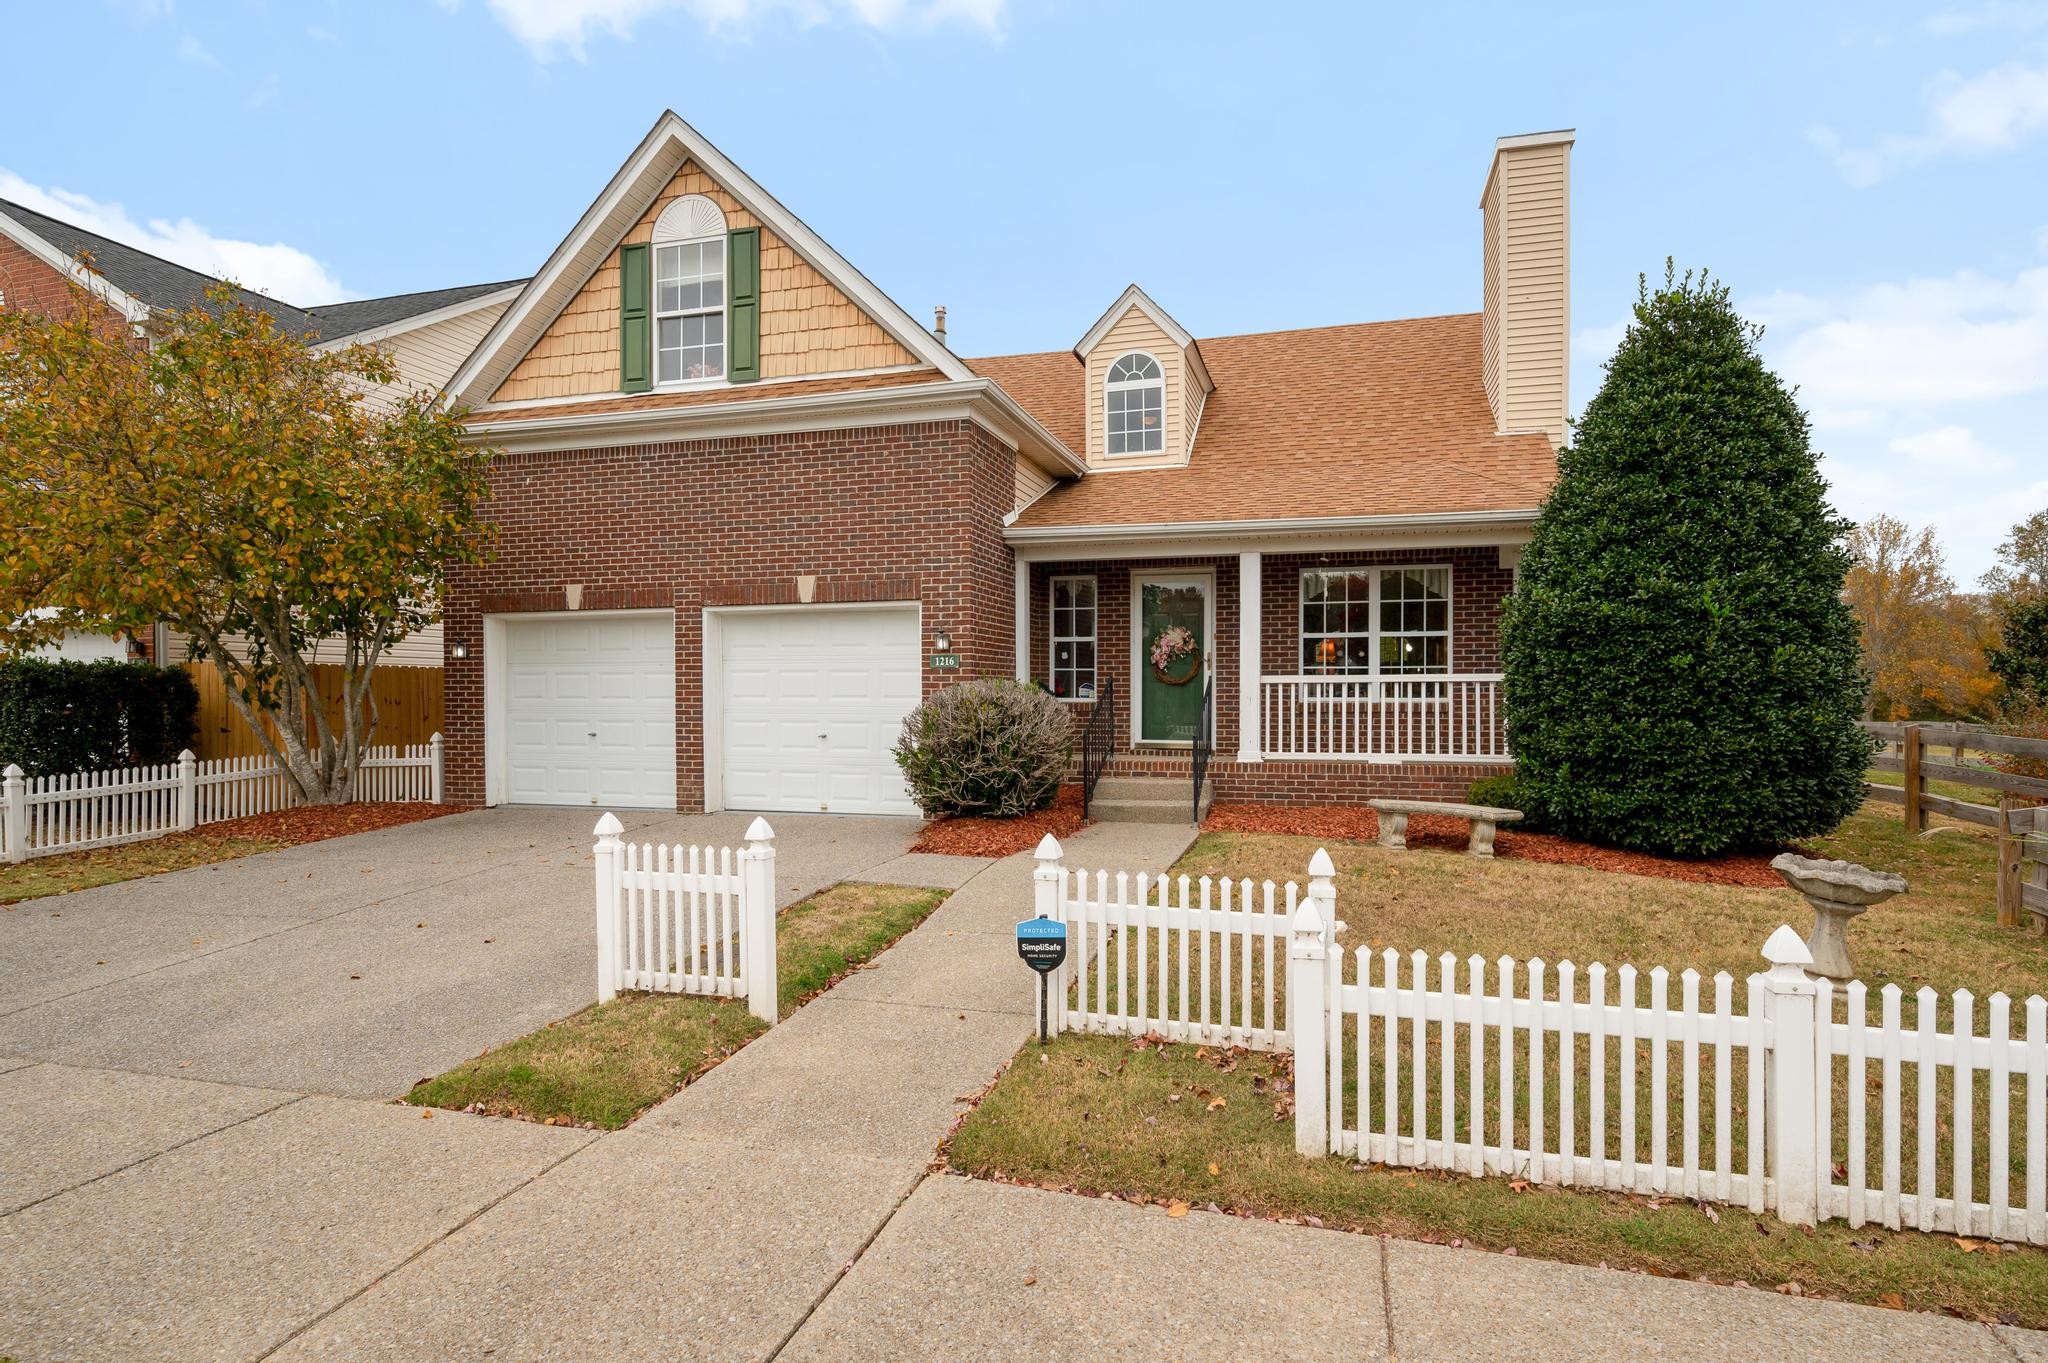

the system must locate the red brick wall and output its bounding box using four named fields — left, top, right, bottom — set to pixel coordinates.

left=0, top=234, right=124, bottom=328
left=1092, top=753, right=1506, bottom=805
left=441, top=418, right=1016, bottom=809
